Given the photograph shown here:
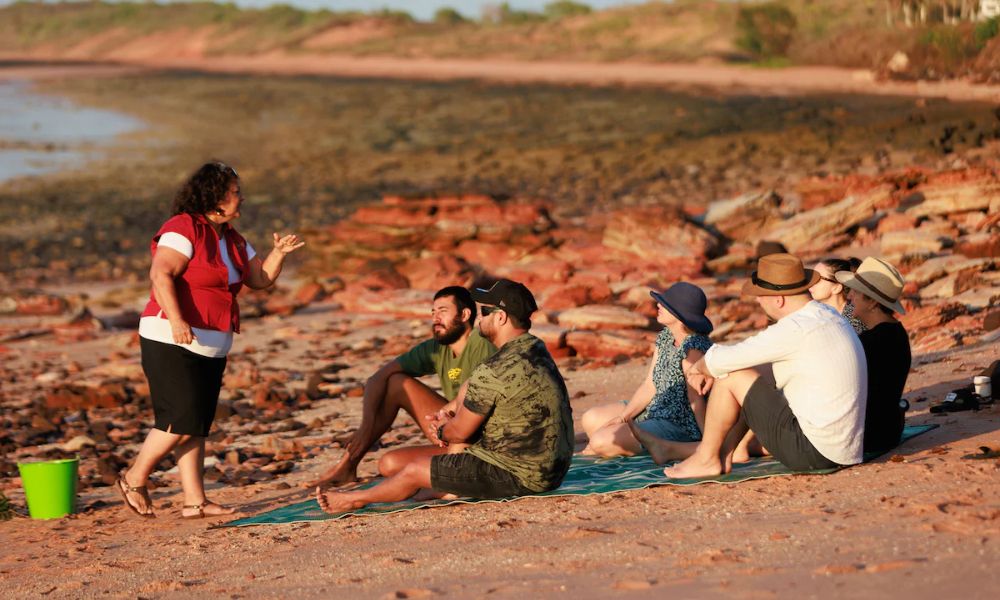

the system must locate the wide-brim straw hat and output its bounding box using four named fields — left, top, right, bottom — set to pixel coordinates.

left=741, top=253, right=820, bottom=297
left=835, top=257, right=906, bottom=314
